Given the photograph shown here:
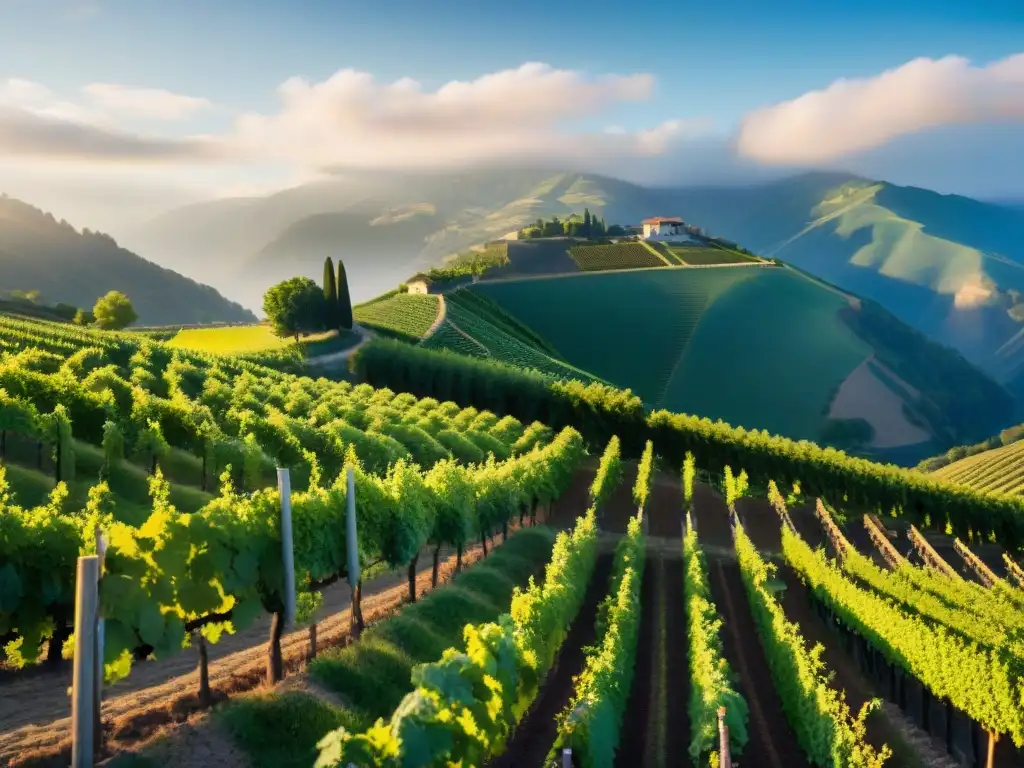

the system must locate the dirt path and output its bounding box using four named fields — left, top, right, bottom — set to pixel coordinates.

left=708, top=560, right=810, bottom=768
left=422, top=294, right=447, bottom=340
left=304, top=324, right=373, bottom=368
left=694, top=487, right=809, bottom=768
left=614, top=549, right=689, bottom=768
left=489, top=551, right=614, bottom=768
left=0, top=530, right=511, bottom=765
